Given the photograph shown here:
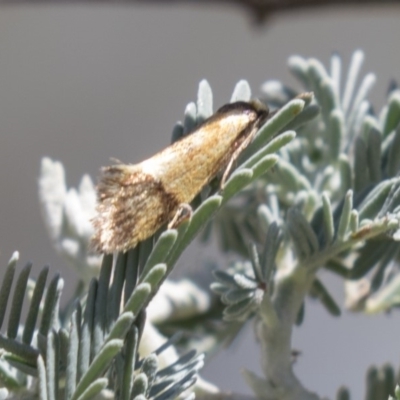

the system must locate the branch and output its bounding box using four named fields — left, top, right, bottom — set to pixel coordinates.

left=1, top=0, right=400, bottom=24
left=255, top=266, right=322, bottom=400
